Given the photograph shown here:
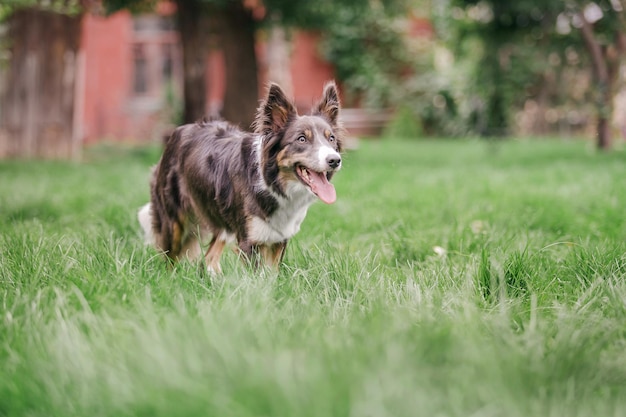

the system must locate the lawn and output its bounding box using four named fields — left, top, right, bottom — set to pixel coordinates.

left=1, top=138, right=626, bottom=416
